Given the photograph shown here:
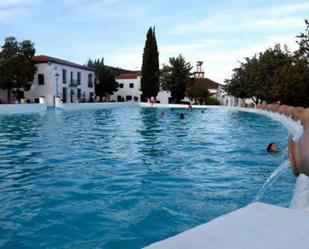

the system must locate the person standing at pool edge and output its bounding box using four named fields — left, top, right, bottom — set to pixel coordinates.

left=188, top=103, right=192, bottom=111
